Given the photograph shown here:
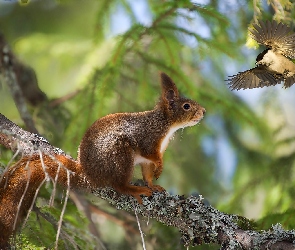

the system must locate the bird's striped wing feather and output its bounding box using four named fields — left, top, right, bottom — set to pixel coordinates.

left=284, top=75, right=295, bottom=88
left=227, top=67, right=282, bottom=90
left=249, top=20, right=295, bottom=59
